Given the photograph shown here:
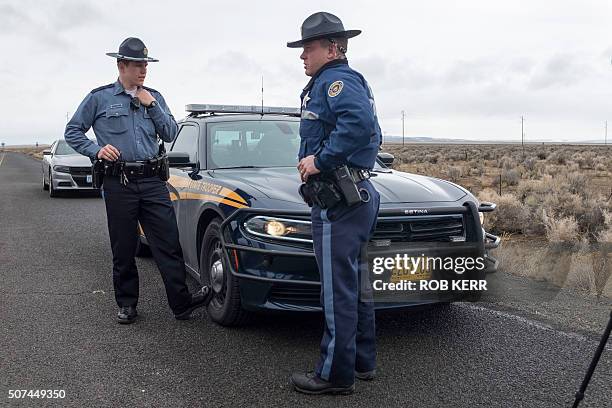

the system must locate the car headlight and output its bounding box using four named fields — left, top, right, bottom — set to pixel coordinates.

left=53, top=165, right=71, bottom=173
left=244, top=216, right=312, bottom=243
left=479, top=211, right=485, bottom=226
